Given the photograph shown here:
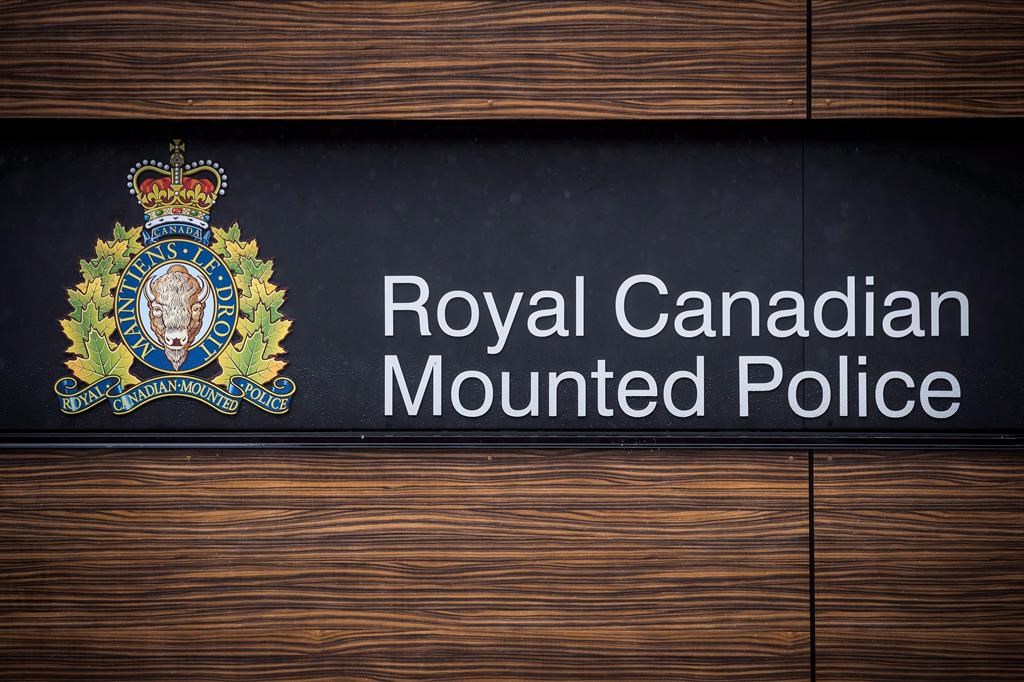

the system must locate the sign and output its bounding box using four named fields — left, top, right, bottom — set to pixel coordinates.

left=0, top=122, right=1021, bottom=445
left=53, top=141, right=296, bottom=418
